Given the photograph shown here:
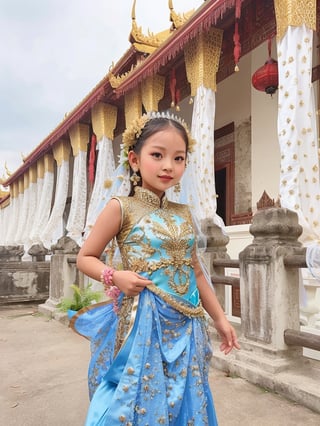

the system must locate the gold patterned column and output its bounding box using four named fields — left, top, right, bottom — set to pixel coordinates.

left=68, top=124, right=89, bottom=157
left=274, top=0, right=316, bottom=41
left=23, top=171, right=29, bottom=192
left=125, top=86, right=142, bottom=126
left=43, top=153, right=54, bottom=173
left=11, top=181, right=19, bottom=200
left=275, top=0, right=320, bottom=243
left=91, top=103, right=117, bottom=141
left=17, top=177, right=24, bottom=196
left=29, top=165, right=37, bottom=185
left=36, top=157, right=44, bottom=180
left=53, top=140, right=71, bottom=165
left=141, top=74, right=165, bottom=112
left=184, top=27, right=223, bottom=96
